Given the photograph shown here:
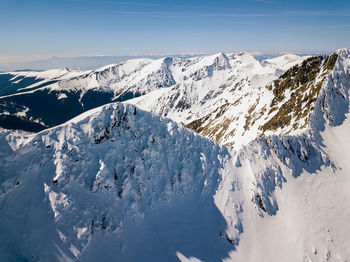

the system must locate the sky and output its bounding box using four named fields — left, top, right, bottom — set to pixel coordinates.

left=0, top=0, right=350, bottom=66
